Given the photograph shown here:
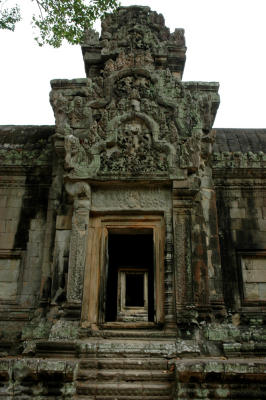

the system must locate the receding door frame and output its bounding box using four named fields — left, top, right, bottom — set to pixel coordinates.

left=81, top=214, right=165, bottom=326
